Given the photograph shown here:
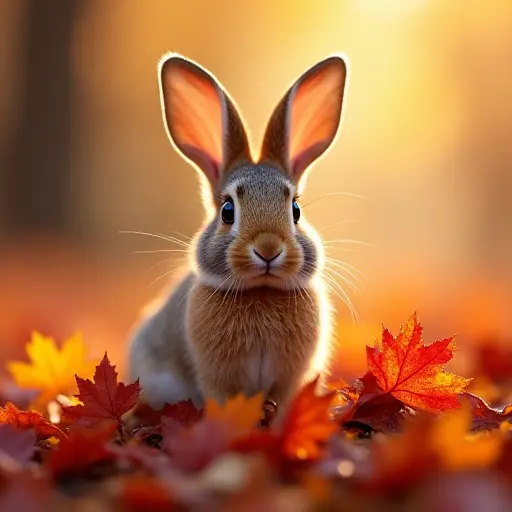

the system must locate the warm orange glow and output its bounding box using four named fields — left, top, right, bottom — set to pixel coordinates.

left=0, top=0, right=511, bottom=384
